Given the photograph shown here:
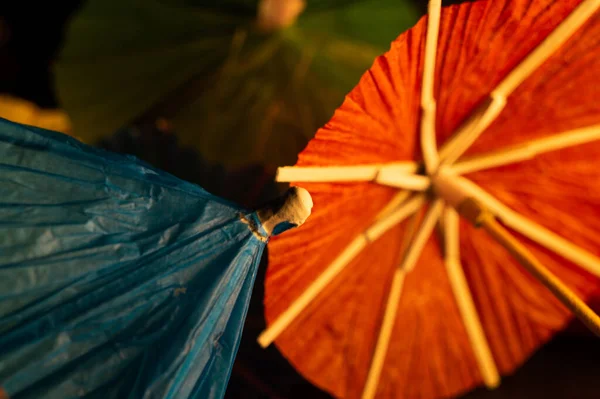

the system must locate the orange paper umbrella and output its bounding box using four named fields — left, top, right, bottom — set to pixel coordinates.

left=258, top=0, right=600, bottom=398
